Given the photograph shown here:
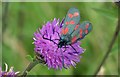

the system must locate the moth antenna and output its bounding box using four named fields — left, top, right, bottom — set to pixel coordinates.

left=42, top=34, right=58, bottom=45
